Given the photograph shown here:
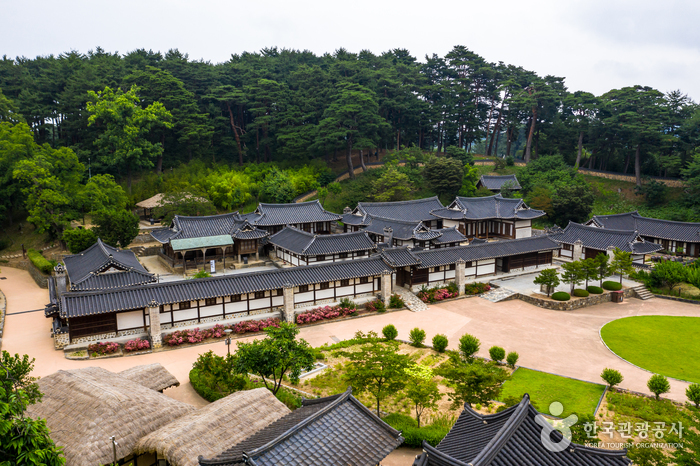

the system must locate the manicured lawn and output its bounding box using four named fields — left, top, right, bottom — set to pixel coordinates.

left=498, top=368, right=605, bottom=417
left=600, top=316, right=700, bottom=383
